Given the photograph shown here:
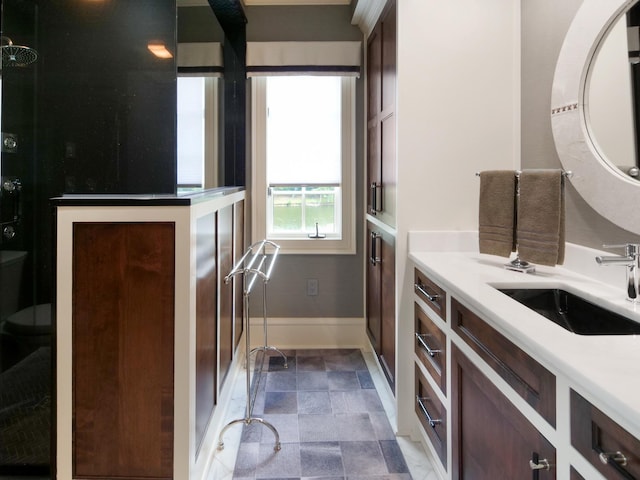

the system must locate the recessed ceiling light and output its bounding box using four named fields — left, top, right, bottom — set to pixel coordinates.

left=148, top=42, right=173, bottom=59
